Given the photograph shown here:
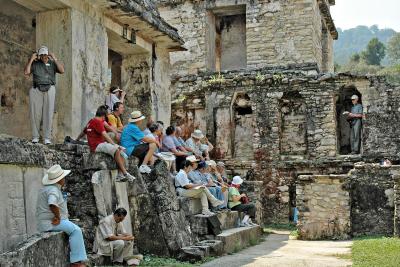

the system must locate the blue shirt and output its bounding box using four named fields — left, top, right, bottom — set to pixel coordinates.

left=121, top=123, right=145, bottom=156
